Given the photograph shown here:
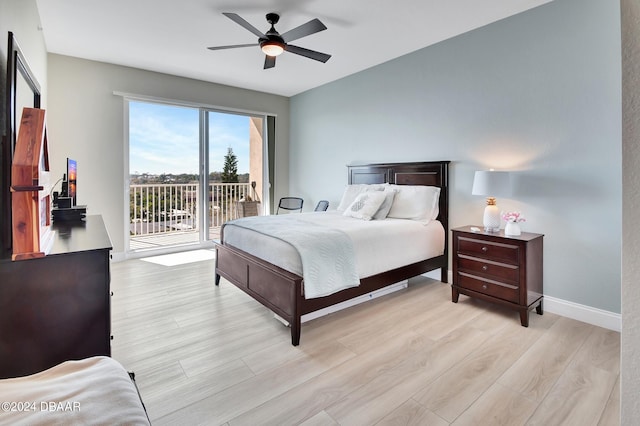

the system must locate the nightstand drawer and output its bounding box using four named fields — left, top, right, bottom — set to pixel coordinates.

left=458, top=237, right=520, bottom=265
left=457, top=254, right=519, bottom=284
left=457, top=272, right=519, bottom=303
